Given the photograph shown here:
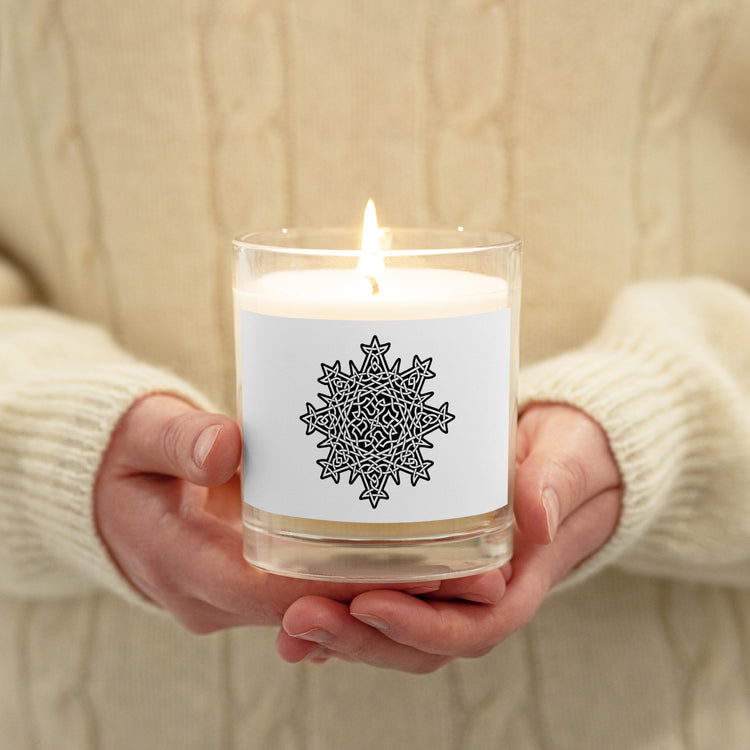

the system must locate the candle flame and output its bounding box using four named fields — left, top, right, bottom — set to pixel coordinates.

left=358, top=199, right=385, bottom=294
